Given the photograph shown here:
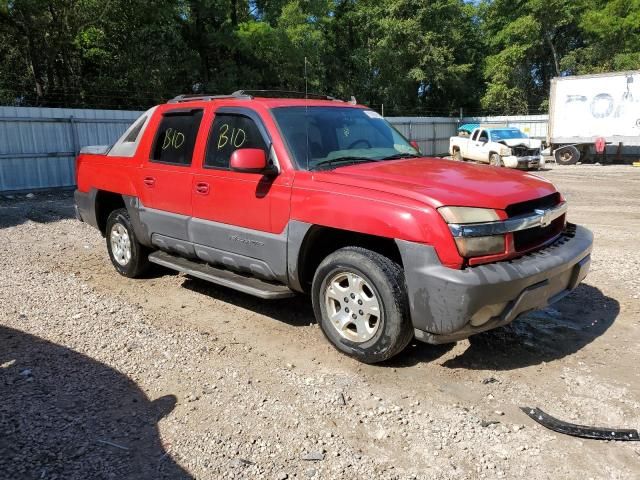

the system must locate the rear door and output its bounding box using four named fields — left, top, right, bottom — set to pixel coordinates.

left=140, top=107, right=205, bottom=252
left=190, top=106, right=291, bottom=282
